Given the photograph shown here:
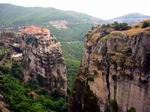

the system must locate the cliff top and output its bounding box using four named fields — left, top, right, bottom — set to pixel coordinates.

left=21, top=25, right=50, bottom=36
left=101, top=27, right=150, bottom=42
left=85, top=20, right=150, bottom=47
